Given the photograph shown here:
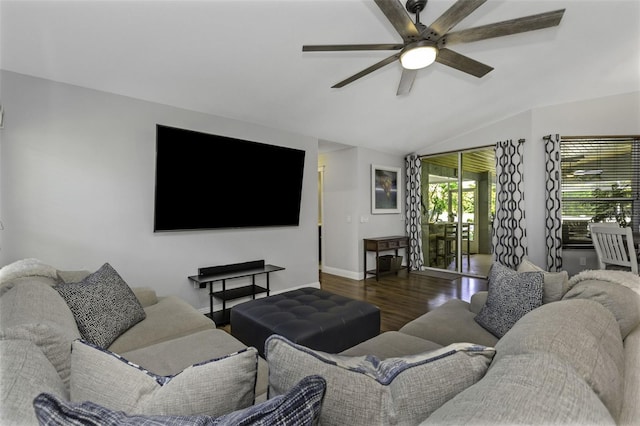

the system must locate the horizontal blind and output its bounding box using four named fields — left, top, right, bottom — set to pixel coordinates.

left=560, top=136, right=639, bottom=246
